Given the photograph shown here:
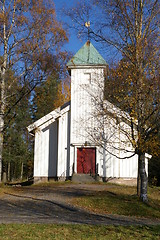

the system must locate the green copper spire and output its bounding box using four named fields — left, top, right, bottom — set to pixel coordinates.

left=67, top=41, right=107, bottom=67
